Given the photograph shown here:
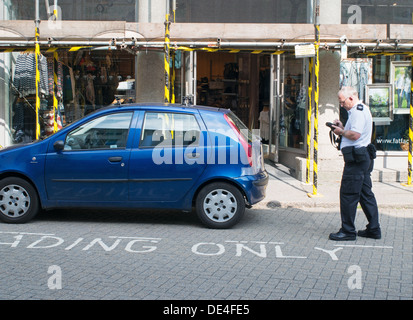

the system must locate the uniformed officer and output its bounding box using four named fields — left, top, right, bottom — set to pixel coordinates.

left=329, top=86, right=381, bottom=241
